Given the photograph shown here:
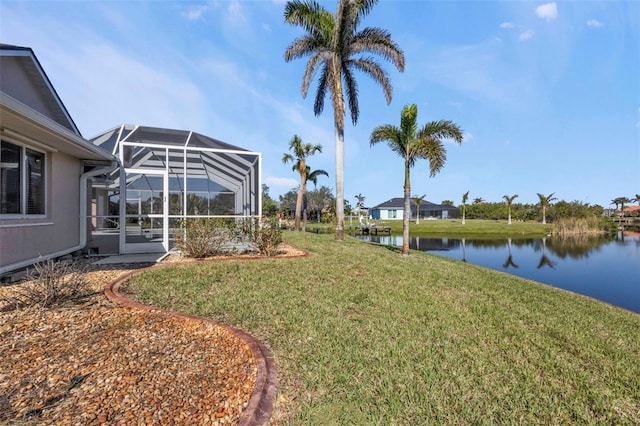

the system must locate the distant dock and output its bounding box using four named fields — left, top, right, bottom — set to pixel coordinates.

left=349, top=225, right=391, bottom=236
